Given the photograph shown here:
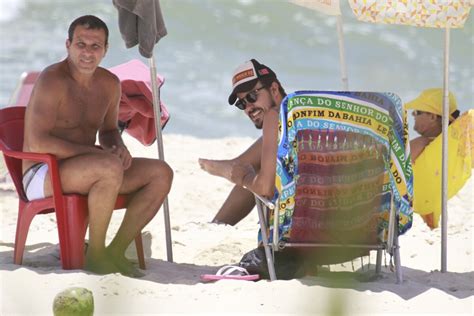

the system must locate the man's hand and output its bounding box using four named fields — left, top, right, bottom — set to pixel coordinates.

left=108, top=145, right=132, bottom=169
